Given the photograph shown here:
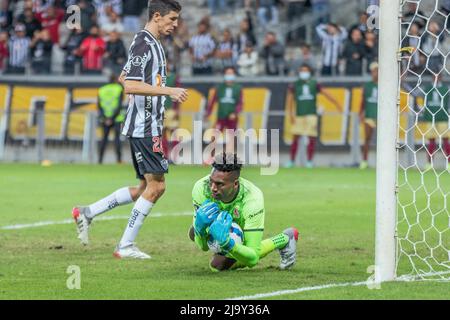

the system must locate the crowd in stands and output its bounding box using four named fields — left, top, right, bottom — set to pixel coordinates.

left=0, top=0, right=443, bottom=77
